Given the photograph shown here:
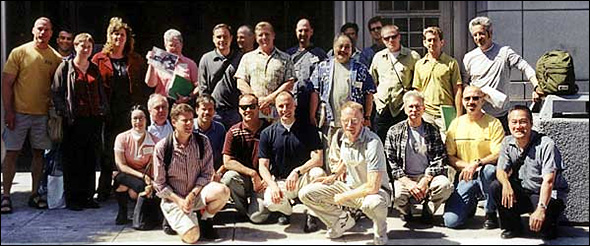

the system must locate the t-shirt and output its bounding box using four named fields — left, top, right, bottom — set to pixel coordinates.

left=446, top=114, right=505, bottom=163
left=3, top=42, right=62, bottom=115
left=330, top=61, right=351, bottom=126
left=114, top=130, right=159, bottom=171
left=194, top=120, right=226, bottom=170
left=405, top=124, right=429, bottom=176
